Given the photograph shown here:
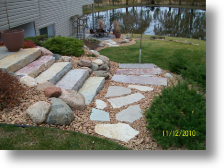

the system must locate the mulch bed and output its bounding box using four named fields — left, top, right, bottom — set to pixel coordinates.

left=83, top=39, right=101, bottom=50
